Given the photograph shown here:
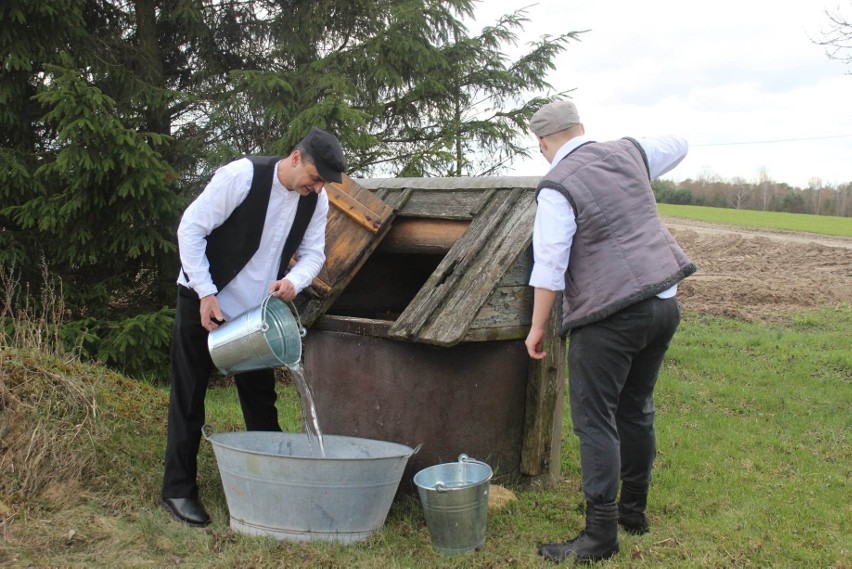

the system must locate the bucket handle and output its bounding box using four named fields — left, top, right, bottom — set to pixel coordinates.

left=432, top=454, right=490, bottom=492
left=201, top=424, right=215, bottom=442
left=458, top=453, right=489, bottom=468
left=284, top=299, right=307, bottom=338
left=262, top=295, right=307, bottom=337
